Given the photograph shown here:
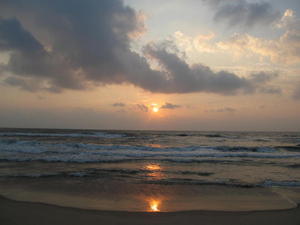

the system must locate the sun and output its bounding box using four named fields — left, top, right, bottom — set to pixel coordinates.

left=151, top=103, right=160, bottom=113
left=152, top=107, right=159, bottom=113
